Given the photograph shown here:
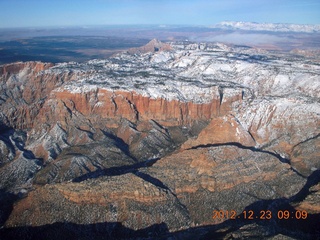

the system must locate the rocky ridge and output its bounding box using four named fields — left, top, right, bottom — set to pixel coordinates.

left=0, top=40, right=319, bottom=239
